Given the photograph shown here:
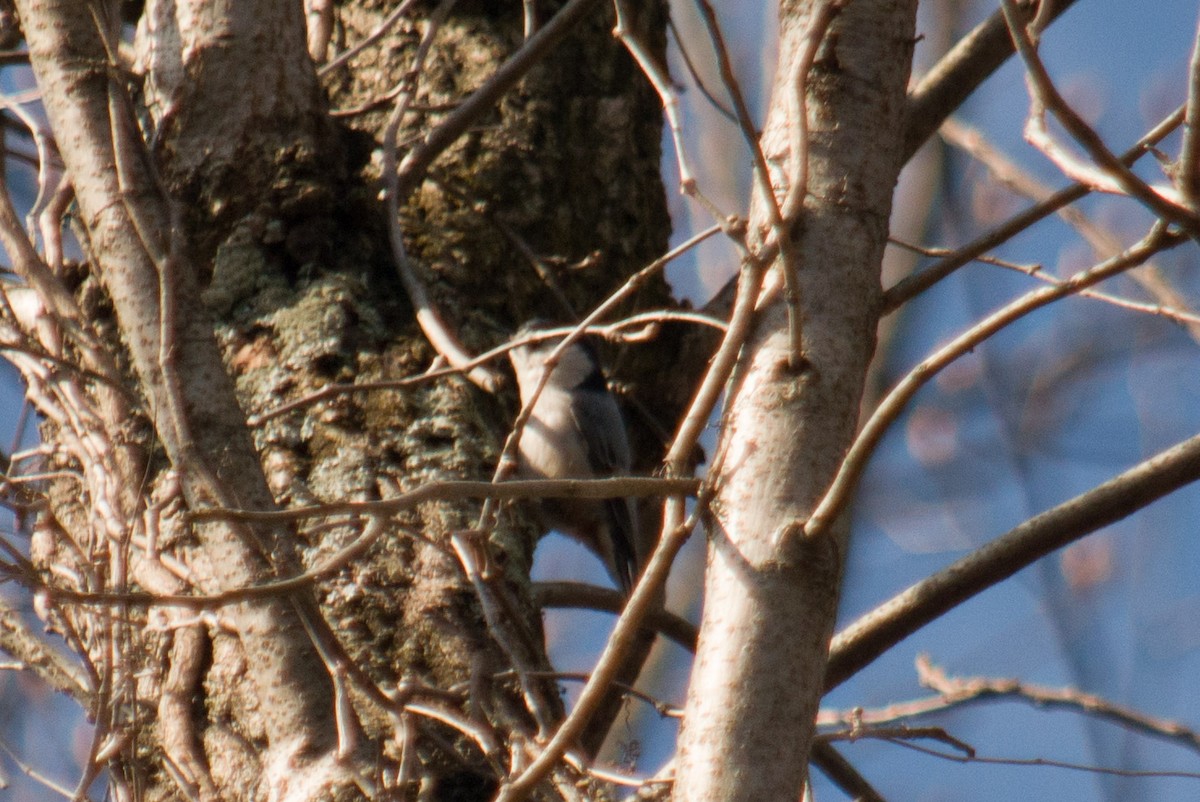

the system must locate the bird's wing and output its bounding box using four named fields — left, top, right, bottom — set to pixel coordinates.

left=570, top=389, right=638, bottom=592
